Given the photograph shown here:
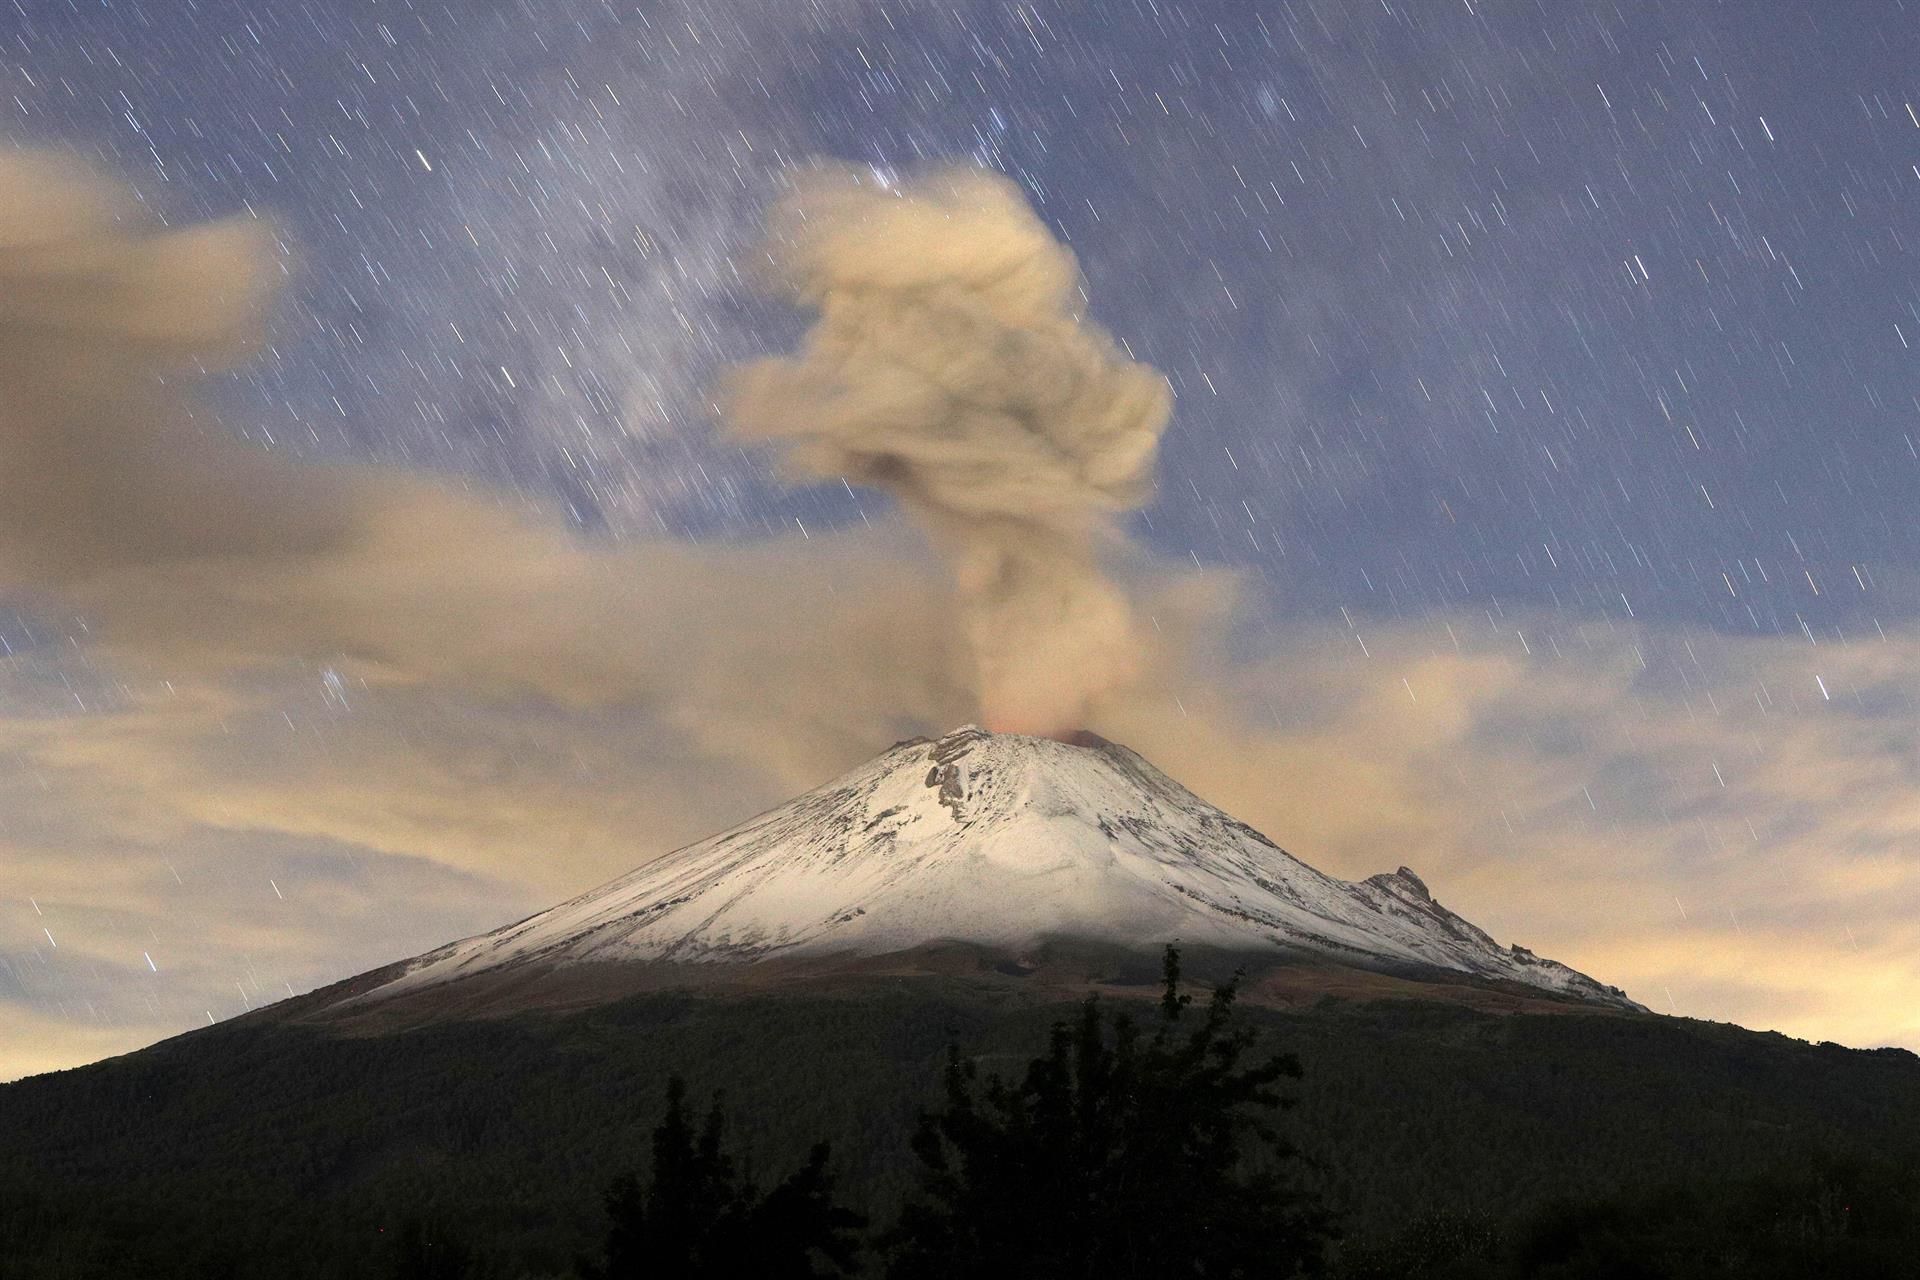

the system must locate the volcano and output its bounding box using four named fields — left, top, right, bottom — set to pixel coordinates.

left=22, top=727, right=1920, bottom=1280
left=336, top=725, right=1640, bottom=1014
